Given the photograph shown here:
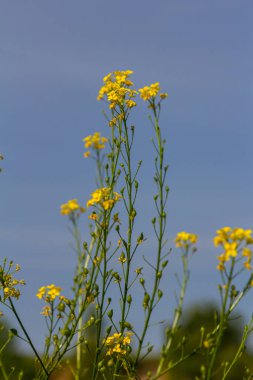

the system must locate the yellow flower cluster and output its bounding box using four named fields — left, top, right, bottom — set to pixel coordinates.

left=60, top=199, right=85, bottom=216
left=175, top=231, right=198, bottom=249
left=139, top=82, right=168, bottom=101
left=214, top=227, right=253, bottom=271
left=0, top=263, right=25, bottom=300
left=104, top=332, right=133, bottom=356
left=86, top=187, right=121, bottom=211
left=41, top=305, right=51, bottom=317
left=36, top=284, right=62, bottom=302
left=83, top=132, right=108, bottom=158
left=97, top=70, right=138, bottom=110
